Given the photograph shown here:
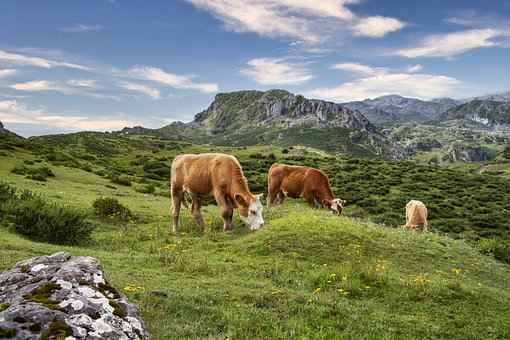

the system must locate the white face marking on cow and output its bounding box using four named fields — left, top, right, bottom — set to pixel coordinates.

left=330, top=199, right=345, bottom=215
left=239, top=198, right=264, bottom=230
